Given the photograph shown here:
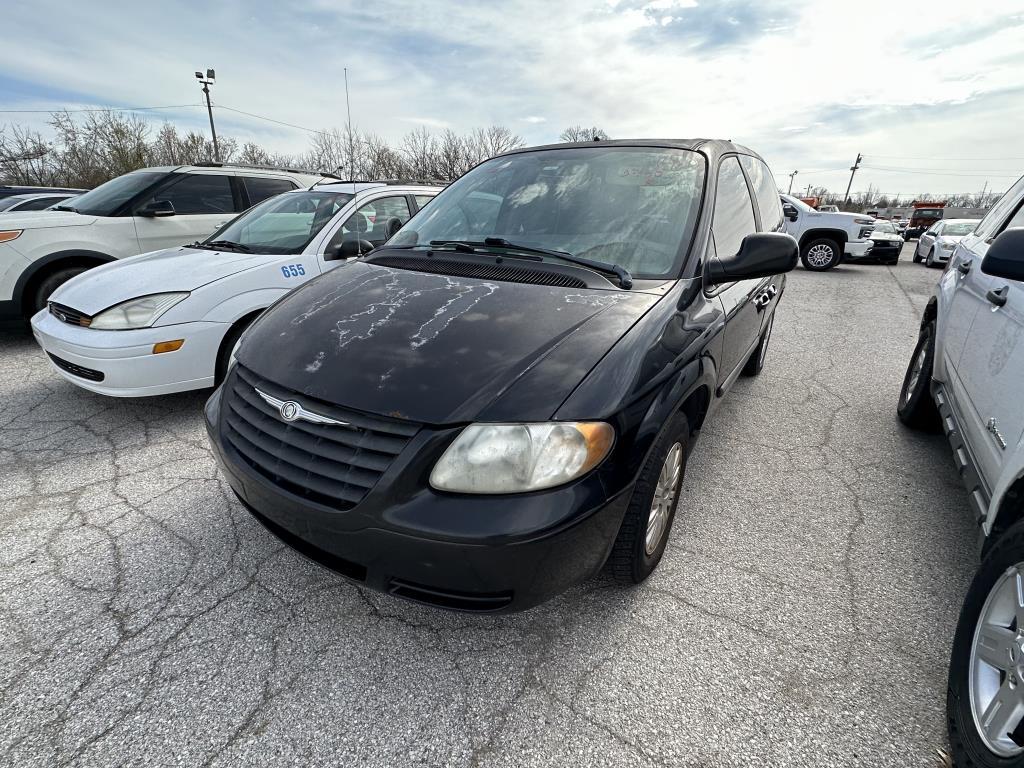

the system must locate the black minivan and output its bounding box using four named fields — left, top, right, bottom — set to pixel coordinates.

left=206, top=139, right=797, bottom=612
